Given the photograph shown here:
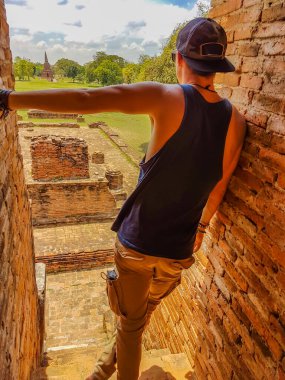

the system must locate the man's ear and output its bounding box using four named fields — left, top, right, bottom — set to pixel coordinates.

left=176, top=51, right=184, bottom=65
